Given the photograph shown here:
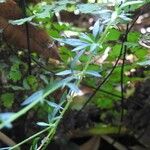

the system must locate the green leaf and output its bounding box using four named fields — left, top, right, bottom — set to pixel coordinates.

left=56, top=38, right=88, bottom=47
left=72, top=44, right=89, bottom=52
left=77, top=3, right=102, bottom=14
left=90, top=43, right=99, bottom=52
left=44, top=76, right=75, bottom=98
left=71, top=50, right=85, bottom=69
left=8, top=63, right=22, bottom=82
left=85, top=70, right=101, bottom=77
left=0, top=113, right=15, bottom=128
left=66, top=83, right=81, bottom=93
left=96, top=98, right=113, bottom=109
left=120, top=1, right=143, bottom=9
left=26, top=75, right=38, bottom=91
left=92, top=20, right=104, bottom=38
left=40, top=75, right=49, bottom=85
left=23, top=79, right=30, bottom=90
left=106, top=28, right=121, bottom=41
left=1, top=93, right=14, bottom=108
left=80, top=33, right=93, bottom=43
left=46, top=101, right=63, bottom=109
left=127, top=32, right=140, bottom=43
left=9, top=16, right=35, bottom=25
left=21, top=90, right=44, bottom=106
left=36, top=122, right=49, bottom=127
left=56, top=70, right=72, bottom=76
